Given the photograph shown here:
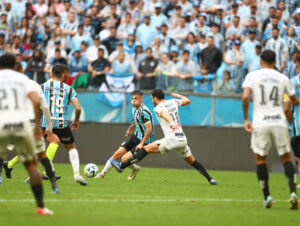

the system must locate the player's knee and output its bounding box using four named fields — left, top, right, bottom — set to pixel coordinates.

left=255, top=154, right=267, bottom=164
left=280, top=152, right=292, bottom=164
left=37, top=152, right=46, bottom=161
